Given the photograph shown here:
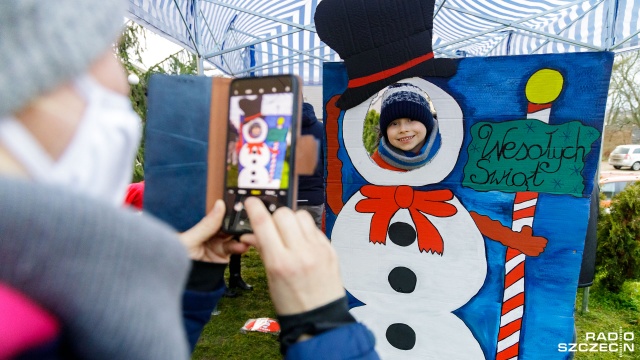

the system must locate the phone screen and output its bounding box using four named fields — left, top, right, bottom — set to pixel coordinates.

left=223, top=76, right=298, bottom=233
